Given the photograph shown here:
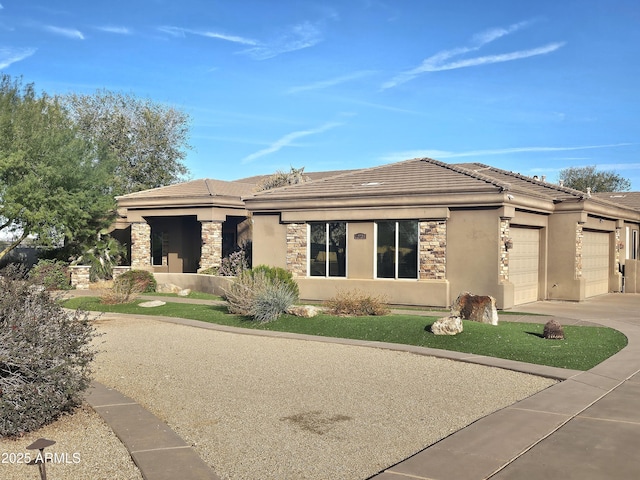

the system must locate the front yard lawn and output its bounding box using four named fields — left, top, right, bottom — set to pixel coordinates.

left=64, top=297, right=627, bottom=371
